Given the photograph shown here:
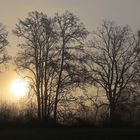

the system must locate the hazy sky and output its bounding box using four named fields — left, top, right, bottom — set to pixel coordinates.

left=0, top=0, right=140, bottom=101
